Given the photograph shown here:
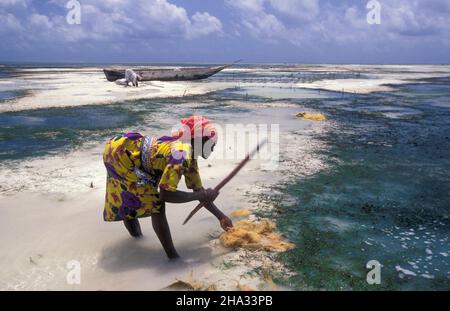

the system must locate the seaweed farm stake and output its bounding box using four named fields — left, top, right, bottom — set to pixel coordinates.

left=183, top=139, right=268, bottom=225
